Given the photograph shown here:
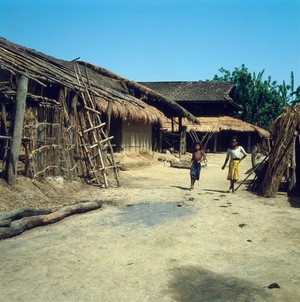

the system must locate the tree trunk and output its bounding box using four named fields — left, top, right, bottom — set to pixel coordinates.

left=6, top=75, right=28, bottom=185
